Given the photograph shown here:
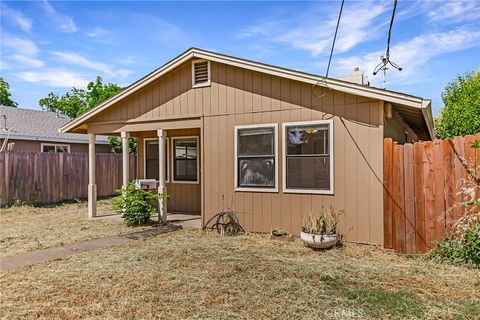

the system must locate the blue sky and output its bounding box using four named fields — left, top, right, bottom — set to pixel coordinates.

left=1, top=1, right=479, bottom=115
